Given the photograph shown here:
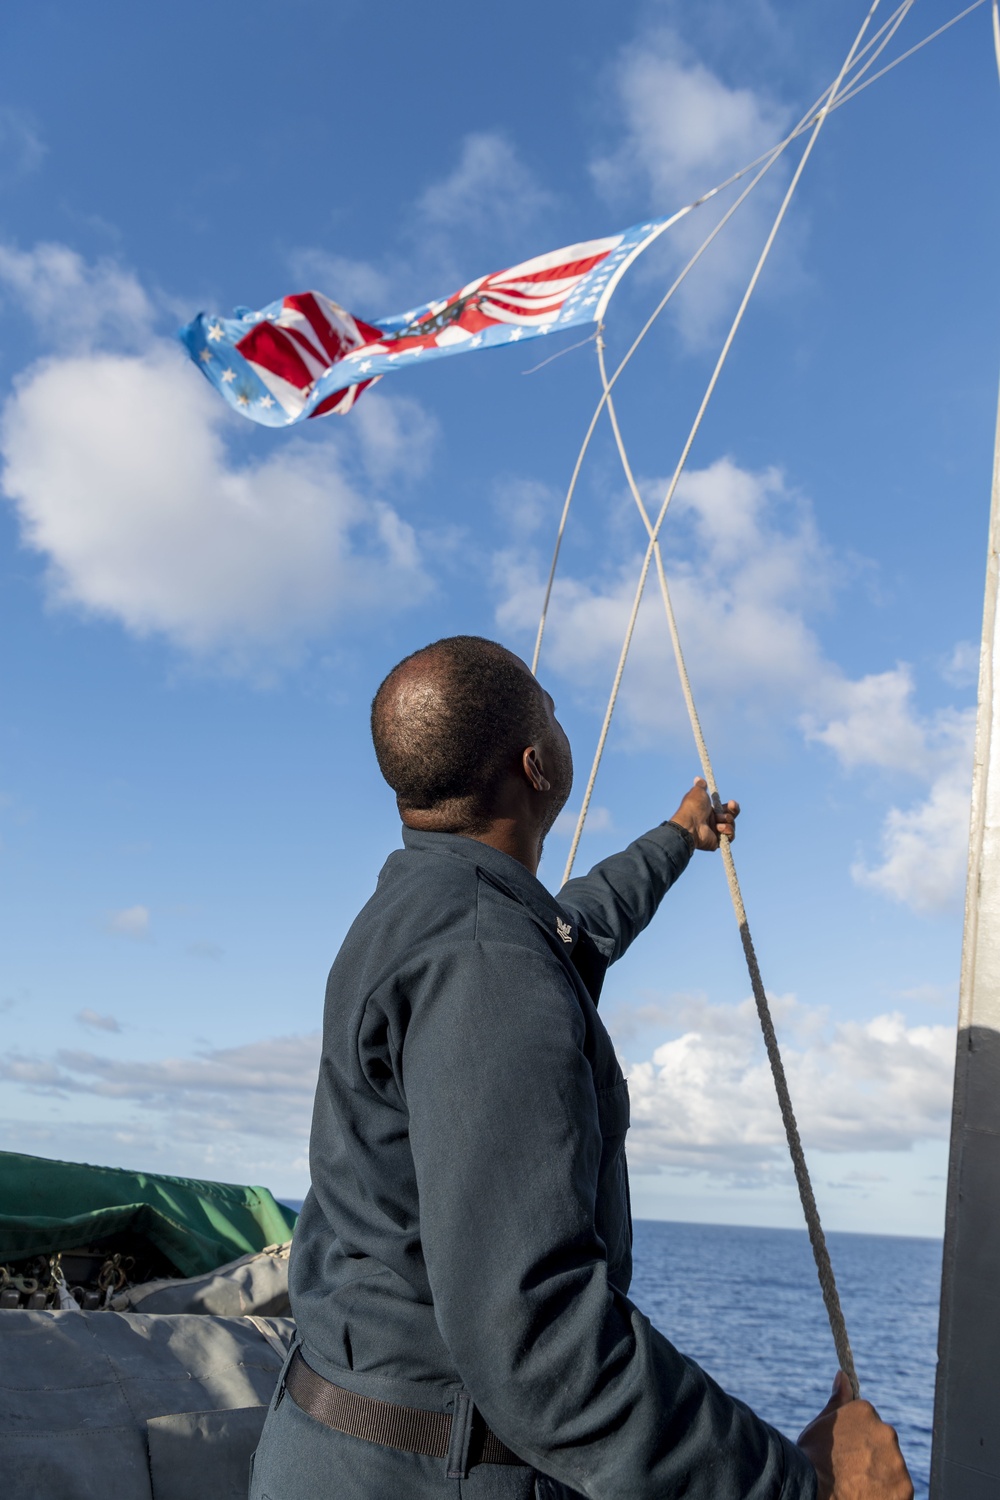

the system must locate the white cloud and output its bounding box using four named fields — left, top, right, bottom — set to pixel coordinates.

left=0, top=108, right=46, bottom=183
left=500, top=457, right=830, bottom=742
left=591, top=31, right=795, bottom=345
left=283, top=132, right=554, bottom=329
left=0, top=998, right=953, bottom=1189
left=493, top=477, right=560, bottom=538
left=284, top=249, right=391, bottom=314
left=416, top=132, right=554, bottom=244
left=499, top=453, right=975, bottom=912
left=805, top=666, right=972, bottom=779
left=806, top=667, right=930, bottom=773
left=893, top=984, right=954, bottom=1007
left=350, top=390, right=438, bottom=486
left=806, top=671, right=975, bottom=912
left=0, top=242, right=437, bottom=667
left=105, top=905, right=150, bottom=938
left=941, top=639, right=979, bottom=688
left=1, top=342, right=433, bottom=663
left=614, top=992, right=954, bottom=1174
left=76, top=1009, right=121, bottom=1033
left=852, top=753, right=974, bottom=913
left=0, top=1031, right=320, bottom=1146
left=0, top=242, right=154, bottom=348
left=0, top=1032, right=321, bottom=1186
